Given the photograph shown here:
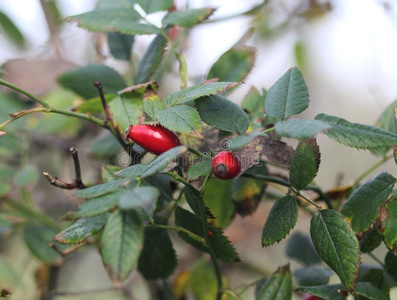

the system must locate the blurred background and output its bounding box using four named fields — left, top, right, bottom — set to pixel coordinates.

left=1, top=0, right=397, bottom=299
